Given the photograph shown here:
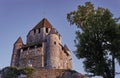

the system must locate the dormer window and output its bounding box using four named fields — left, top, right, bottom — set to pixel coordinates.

left=46, top=28, right=48, bottom=33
